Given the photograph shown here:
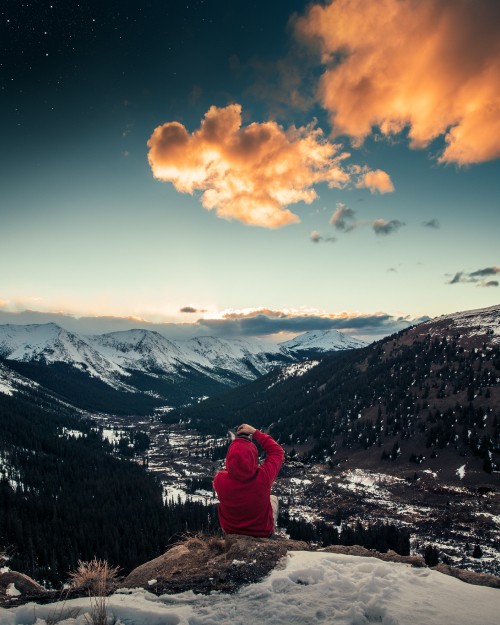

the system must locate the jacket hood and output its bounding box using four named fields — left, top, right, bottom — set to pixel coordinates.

left=225, top=438, right=258, bottom=481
